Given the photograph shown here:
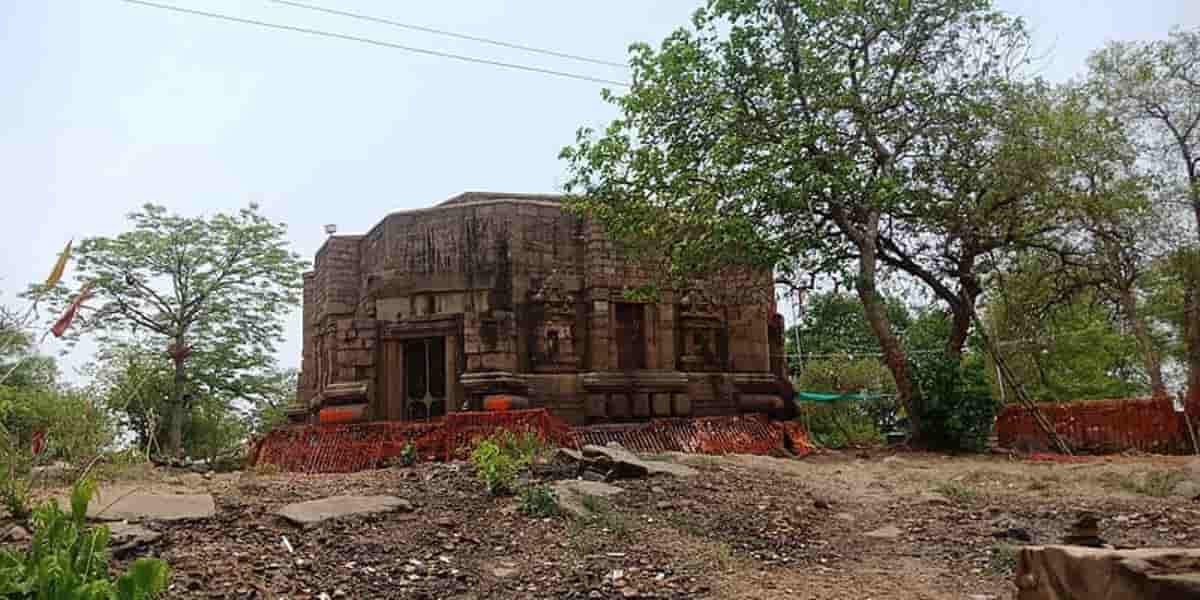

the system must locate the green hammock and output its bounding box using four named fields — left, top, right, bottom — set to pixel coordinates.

left=796, top=391, right=883, bottom=403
